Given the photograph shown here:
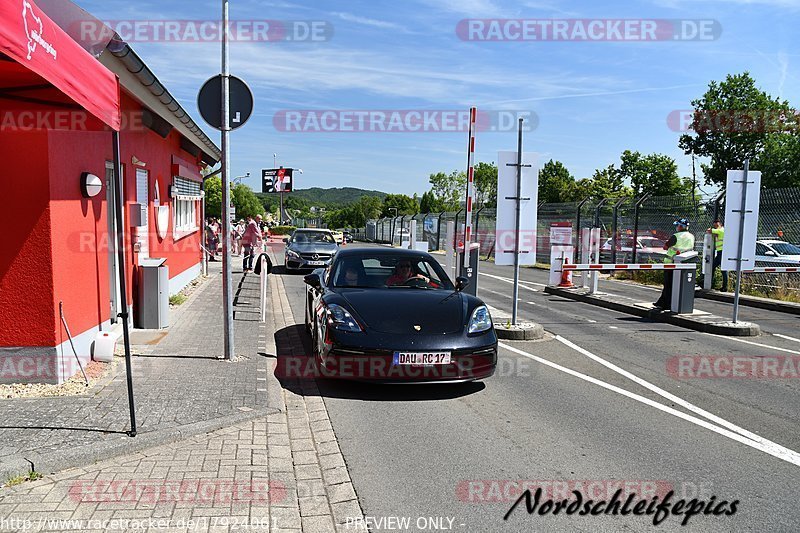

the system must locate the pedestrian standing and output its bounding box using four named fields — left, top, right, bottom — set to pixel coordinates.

left=242, top=216, right=263, bottom=272
left=205, top=220, right=217, bottom=261
left=653, top=218, right=696, bottom=310
left=707, top=219, right=728, bottom=292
